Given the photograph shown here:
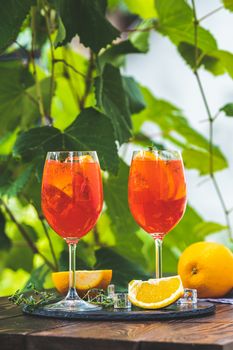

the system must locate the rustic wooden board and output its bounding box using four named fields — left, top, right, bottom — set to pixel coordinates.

left=23, top=301, right=215, bottom=321
left=0, top=297, right=232, bottom=350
